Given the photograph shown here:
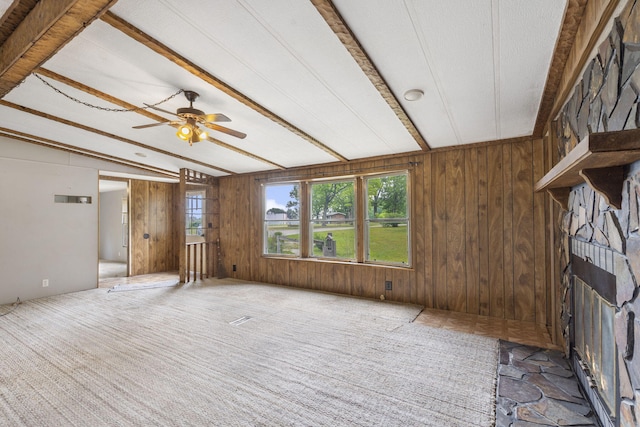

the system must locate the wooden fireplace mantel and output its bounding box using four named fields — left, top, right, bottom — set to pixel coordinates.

left=534, top=128, right=640, bottom=210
